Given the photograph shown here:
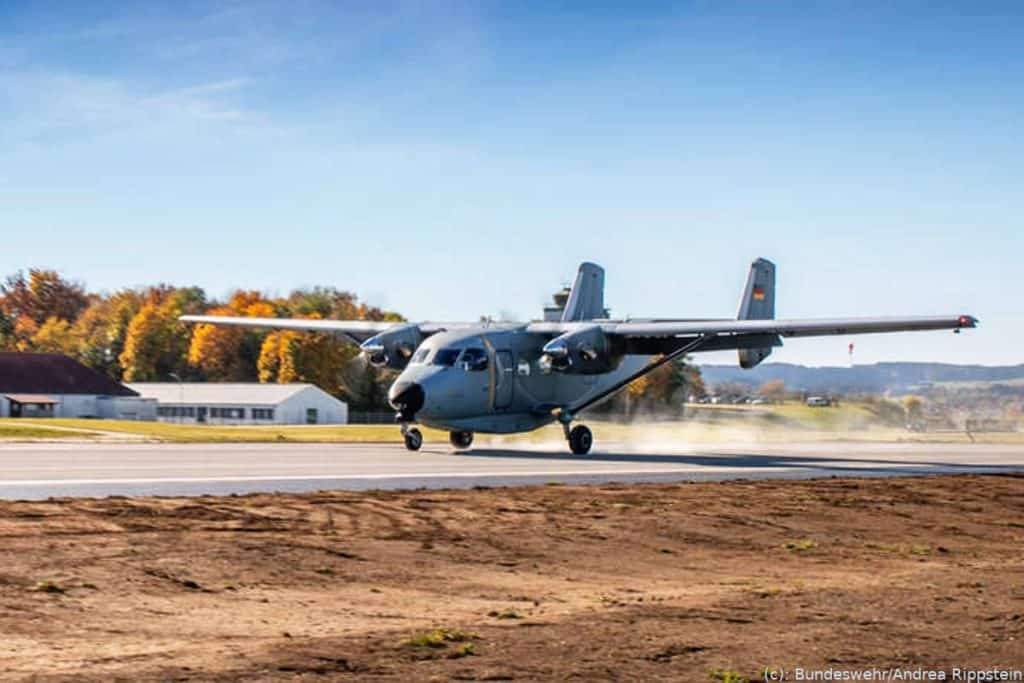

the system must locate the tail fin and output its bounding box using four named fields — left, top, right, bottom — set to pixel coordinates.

left=561, top=262, right=606, bottom=322
left=736, top=258, right=776, bottom=368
